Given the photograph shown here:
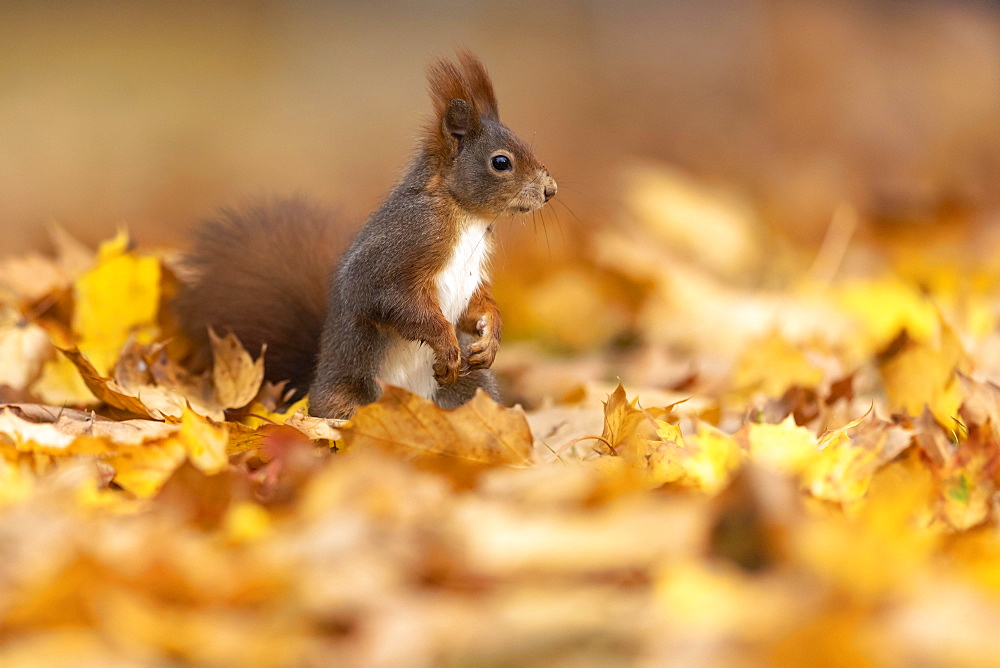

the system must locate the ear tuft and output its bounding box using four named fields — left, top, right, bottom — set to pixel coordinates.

left=425, top=50, right=499, bottom=159
left=427, top=58, right=472, bottom=122
left=456, top=49, right=499, bottom=121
